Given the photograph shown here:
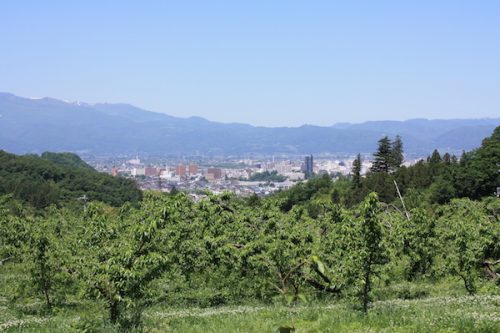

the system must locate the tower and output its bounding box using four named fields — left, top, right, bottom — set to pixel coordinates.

left=304, top=155, right=313, bottom=179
